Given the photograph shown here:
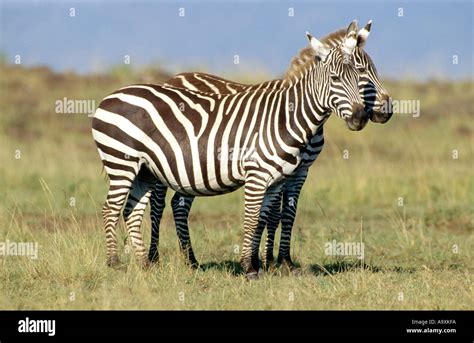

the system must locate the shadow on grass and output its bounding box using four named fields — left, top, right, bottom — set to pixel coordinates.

left=309, top=260, right=416, bottom=276
left=199, top=260, right=243, bottom=276
left=187, top=259, right=418, bottom=277
left=198, top=260, right=304, bottom=277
